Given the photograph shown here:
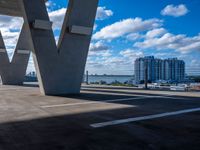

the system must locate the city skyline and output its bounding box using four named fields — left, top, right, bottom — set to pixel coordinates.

left=0, top=0, right=200, bottom=75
